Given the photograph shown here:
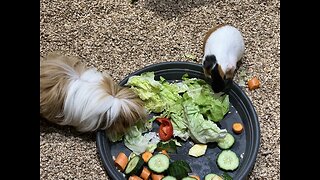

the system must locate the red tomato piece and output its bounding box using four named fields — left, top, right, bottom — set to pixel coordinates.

left=157, top=118, right=173, bottom=141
